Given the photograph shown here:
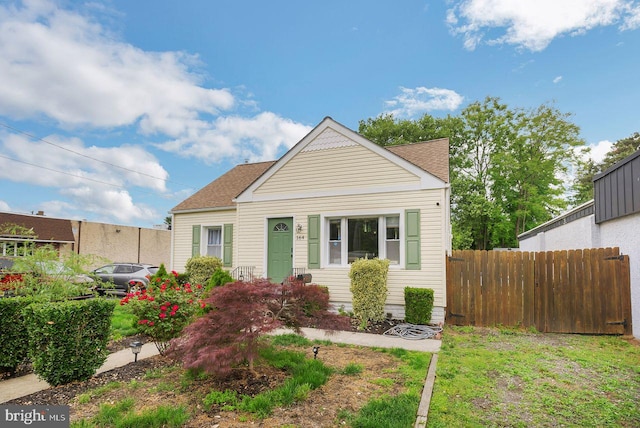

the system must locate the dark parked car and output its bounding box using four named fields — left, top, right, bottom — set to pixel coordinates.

left=91, top=263, right=158, bottom=295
